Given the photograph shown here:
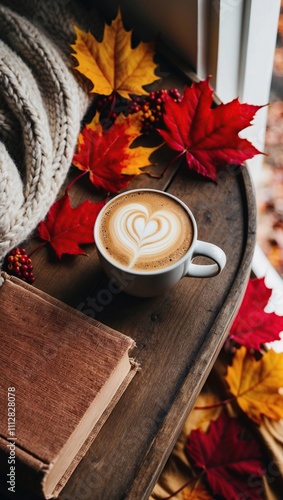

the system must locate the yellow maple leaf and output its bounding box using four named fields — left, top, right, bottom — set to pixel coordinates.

left=71, top=11, right=160, bottom=98
left=188, top=392, right=223, bottom=433
left=225, top=346, right=283, bottom=424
